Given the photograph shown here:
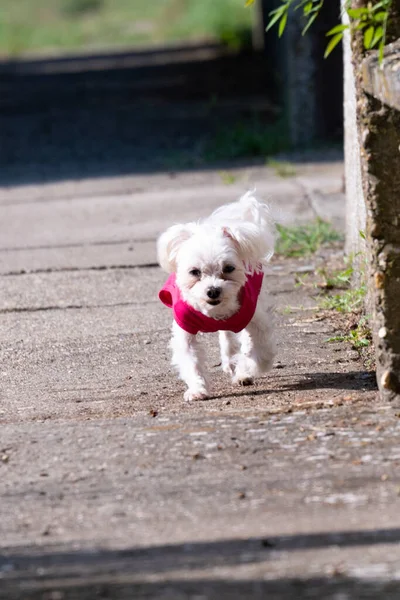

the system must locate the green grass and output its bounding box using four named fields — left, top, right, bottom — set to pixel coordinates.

left=321, top=262, right=373, bottom=363
left=275, top=218, right=343, bottom=258
left=320, top=285, right=366, bottom=313
left=316, top=262, right=353, bottom=290
left=267, top=158, right=297, bottom=178
left=327, top=317, right=372, bottom=349
left=0, top=0, right=253, bottom=56
left=205, top=118, right=290, bottom=162
left=158, top=117, right=291, bottom=169
left=317, top=259, right=367, bottom=314
left=219, top=171, right=238, bottom=185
